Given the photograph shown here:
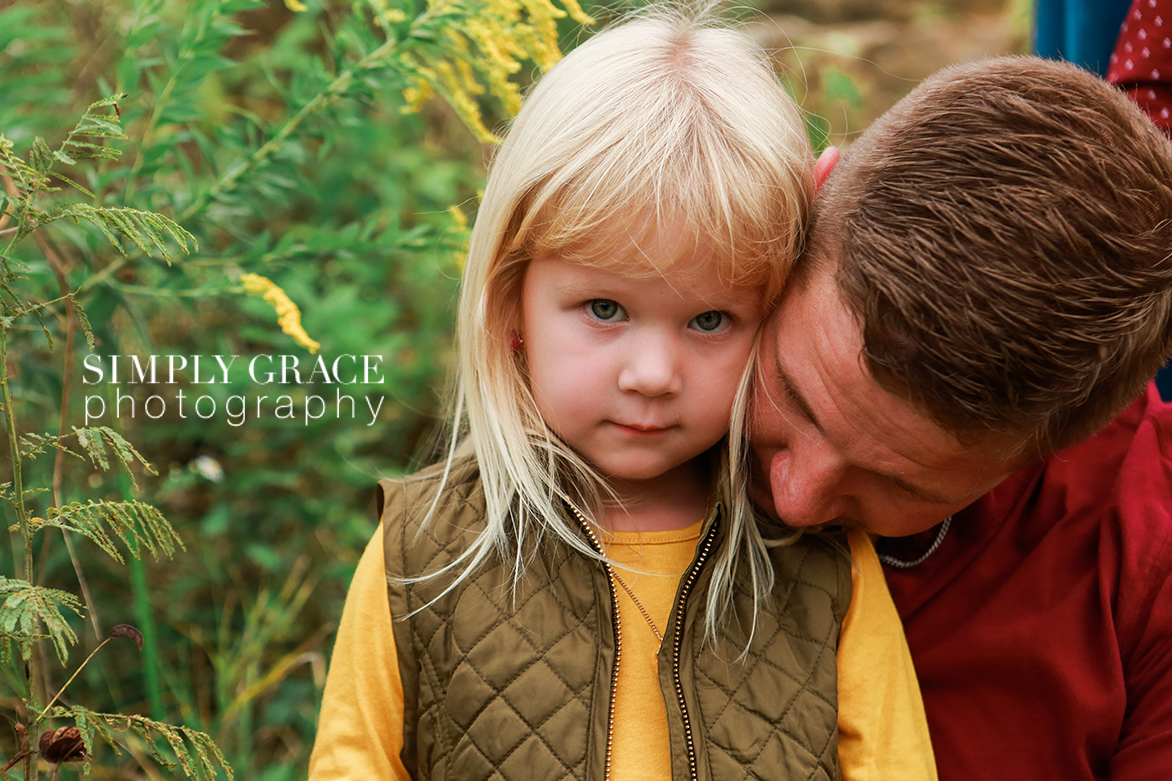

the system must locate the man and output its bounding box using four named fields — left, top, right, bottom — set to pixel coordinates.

left=750, top=56, right=1172, bottom=780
